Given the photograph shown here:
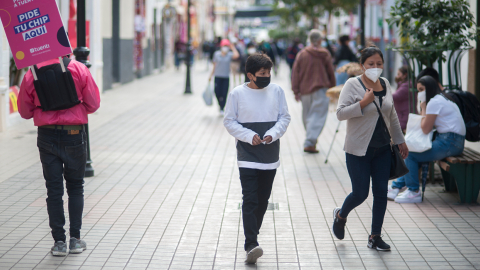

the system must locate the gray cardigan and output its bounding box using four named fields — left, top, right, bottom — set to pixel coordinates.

left=336, top=76, right=405, bottom=156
